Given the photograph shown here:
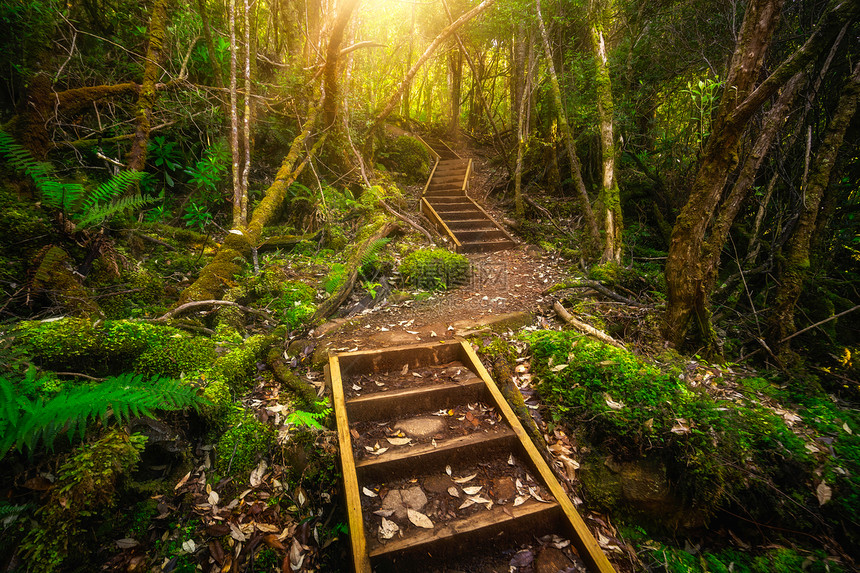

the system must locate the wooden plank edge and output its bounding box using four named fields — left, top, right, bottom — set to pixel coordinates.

left=460, top=158, right=472, bottom=193
left=421, top=158, right=440, bottom=198
left=458, top=340, right=617, bottom=573
left=329, top=355, right=373, bottom=573
left=465, top=196, right=517, bottom=244
left=420, top=197, right=462, bottom=250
